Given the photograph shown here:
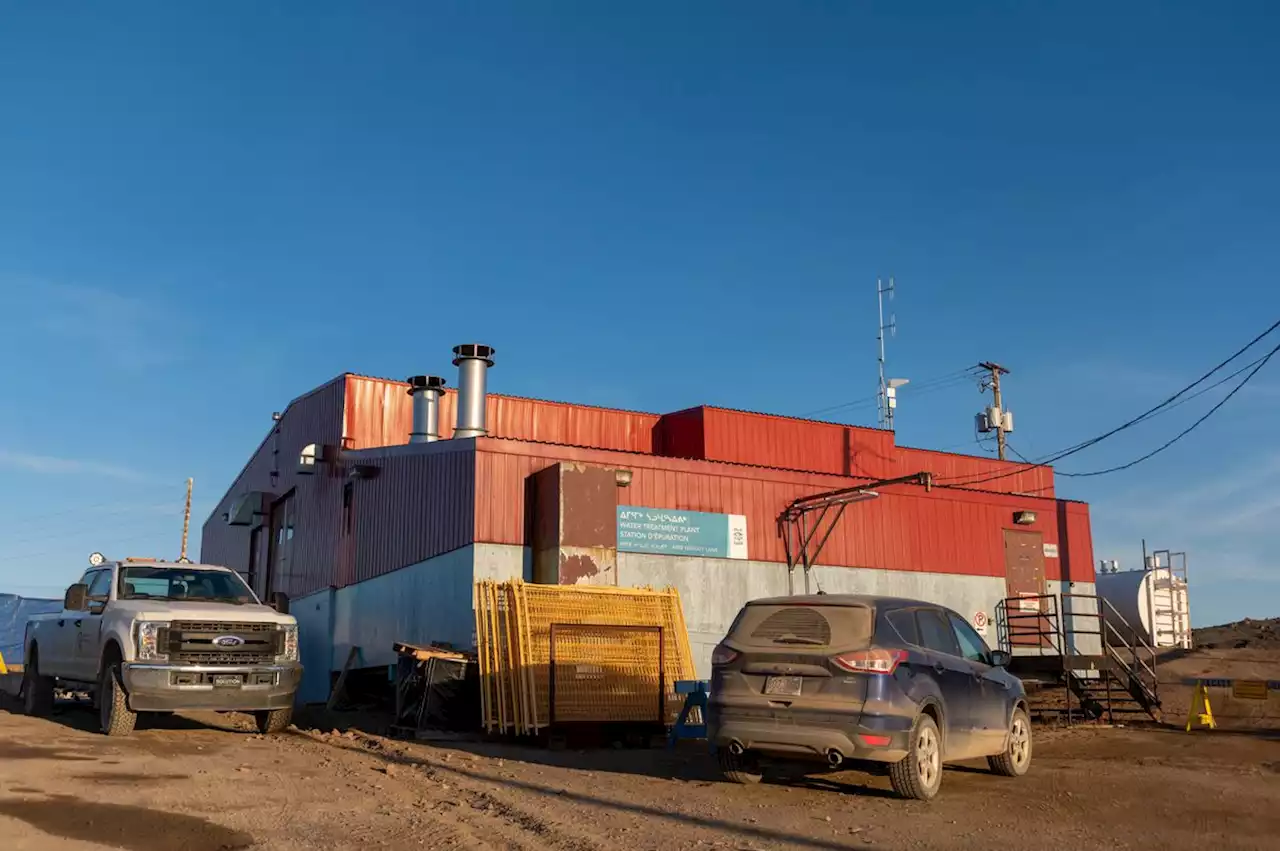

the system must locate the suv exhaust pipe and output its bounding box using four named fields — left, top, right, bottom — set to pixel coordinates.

left=826, top=749, right=844, bottom=768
